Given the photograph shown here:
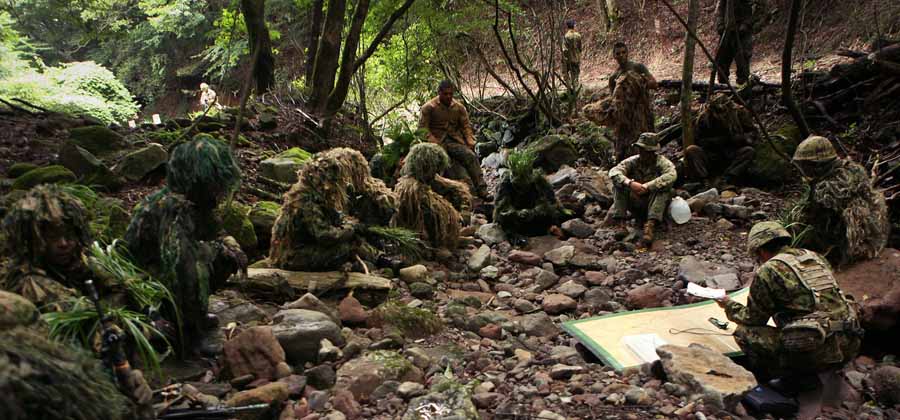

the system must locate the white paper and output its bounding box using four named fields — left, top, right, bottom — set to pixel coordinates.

left=621, top=334, right=668, bottom=363
left=686, top=282, right=726, bottom=299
